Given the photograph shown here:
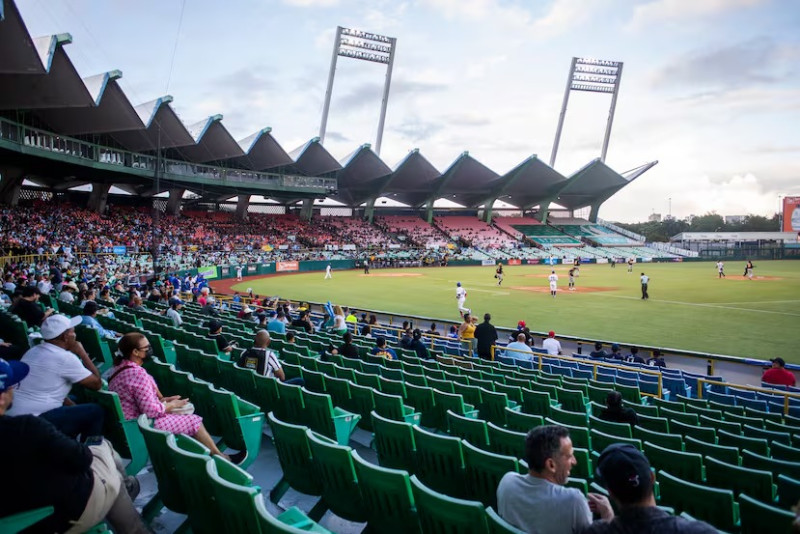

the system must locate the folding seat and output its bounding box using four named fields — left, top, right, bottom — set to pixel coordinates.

left=571, top=447, right=593, bottom=481
left=494, top=383, right=524, bottom=404
left=544, top=418, right=591, bottom=450
left=229, top=366, right=258, bottom=405
left=281, top=362, right=304, bottom=382
left=725, top=411, right=765, bottom=429
left=589, top=415, right=632, bottom=438
left=644, top=441, right=704, bottom=483
left=504, top=377, right=533, bottom=390
left=351, top=451, right=422, bottom=534
left=302, top=389, right=360, bottom=445
left=479, top=388, right=520, bottom=426
left=676, top=394, right=707, bottom=408
left=447, top=410, right=490, bottom=450
left=718, top=429, right=770, bottom=456
left=742, top=449, right=800, bottom=481
left=297, top=354, right=319, bottom=372
left=323, top=375, right=352, bottom=410
left=306, top=430, right=368, bottom=522
left=166, top=434, right=223, bottom=534
left=745, top=406, right=783, bottom=423
left=372, top=411, right=416, bottom=472
left=738, top=493, right=794, bottom=534
left=469, top=376, right=497, bottom=391
left=487, top=423, right=526, bottom=460
left=348, top=382, right=377, bottom=431
left=354, top=370, right=381, bottom=391
left=332, top=364, right=357, bottom=383
left=659, top=407, right=699, bottom=426
left=636, top=413, right=670, bottom=433
left=631, top=425, right=682, bottom=451
left=770, top=440, right=800, bottom=462
left=453, top=382, right=484, bottom=410
left=373, top=390, right=421, bottom=424
left=486, top=507, right=526, bottom=534
left=704, top=456, right=776, bottom=503
left=404, top=372, right=428, bottom=387
left=683, top=435, right=740, bottom=465
left=252, top=374, right=280, bottom=416
left=556, top=387, right=587, bottom=413
left=549, top=405, right=587, bottom=428
left=651, top=396, right=685, bottom=413
left=590, top=429, right=642, bottom=453
left=520, top=388, right=554, bottom=417
left=255, top=497, right=333, bottom=533
left=766, top=418, right=800, bottom=435
left=625, top=401, right=659, bottom=417
left=669, top=419, right=716, bottom=443
left=413, top=425, right=467, bottom=498
left=267, top=412, right=325, bottom=512
left=614, top=383, right=643, bottom=405
left=138, top=416, right=189, bottom=521
left=405, top=383, right=437, bottom=427
left=711, top=400, right=744, bottom=414
left=409, top=475, right=489, bottom=534
left=699, top=414, right=741, bottom=434
left=777, top=474, right=800, bottom=509
left=340, top=357, right=363, bottom=373
left=706, top=390, right=737, bottom=406
left=204, top=456, right=263, bottom=532
left=743, top=424, right=792, bottom=445
left=657, top=470, right=740, bottom=532
left=505, top=409, right=543, bottom=434
left=462, top=440, right=519, bottom=509
left=425, top=368, right=447, bottom=381
left=194, top=385, right=264, bottom=469
left=587, top=383, right=614, bottom=405
left=315, top=359, right=337, bottom=376
left=432, top=389, right=479, bottom=432
left=379, top=367, right=404, bottom=382
left=301, top=369, right=327, bottom=394
left=82, top=389, right=148, bottom=476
